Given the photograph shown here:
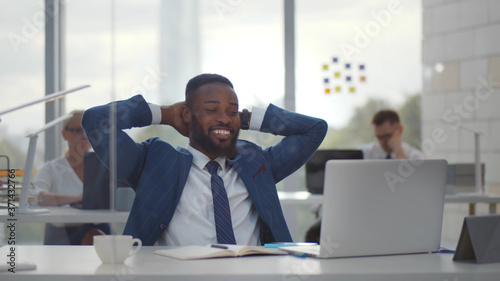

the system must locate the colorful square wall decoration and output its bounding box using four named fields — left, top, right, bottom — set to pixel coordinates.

left=322, top=58, right=366, bottom=94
